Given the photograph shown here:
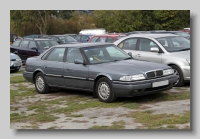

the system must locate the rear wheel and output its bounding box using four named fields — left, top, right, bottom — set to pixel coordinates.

left=34, top=72, right=50, bottom=94
left=96, top=77, right=116, bottom=103
left=171, top=65, right=184, bottom=87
